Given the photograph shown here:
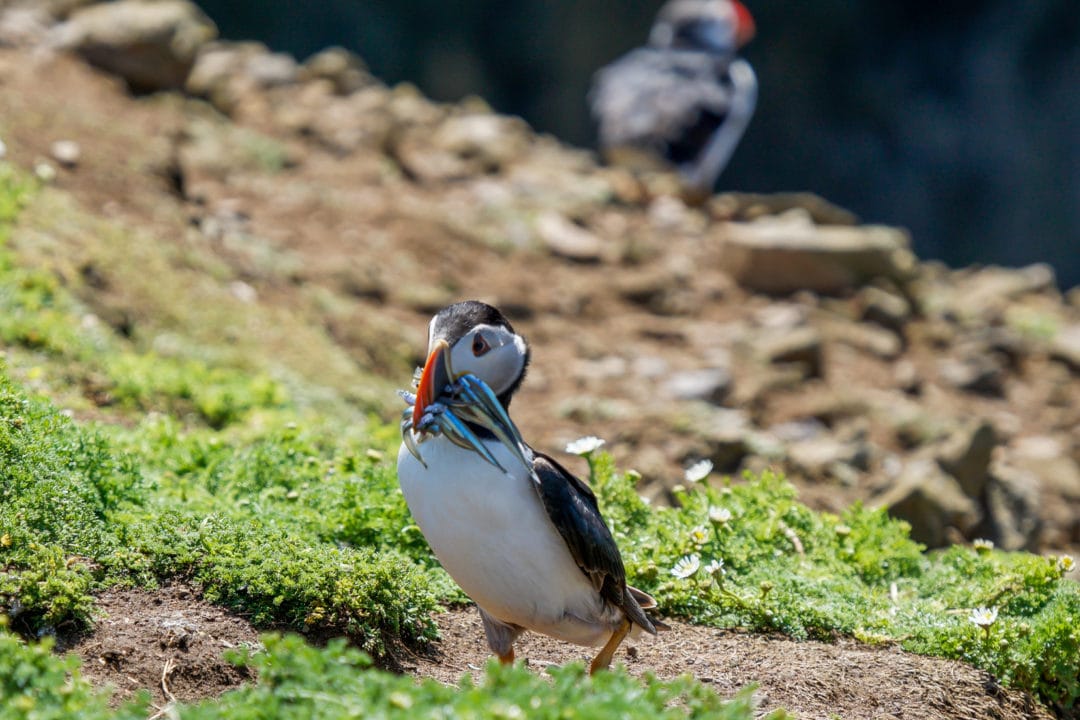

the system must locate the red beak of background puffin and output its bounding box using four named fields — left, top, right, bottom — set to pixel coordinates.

left=413, top=339, right=452, bottom=429
left=732, top=1, right=756, bottom=48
